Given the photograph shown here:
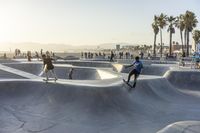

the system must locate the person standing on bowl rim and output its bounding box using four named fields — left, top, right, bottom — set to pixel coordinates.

left=42, top=54, right=58, bottom=82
